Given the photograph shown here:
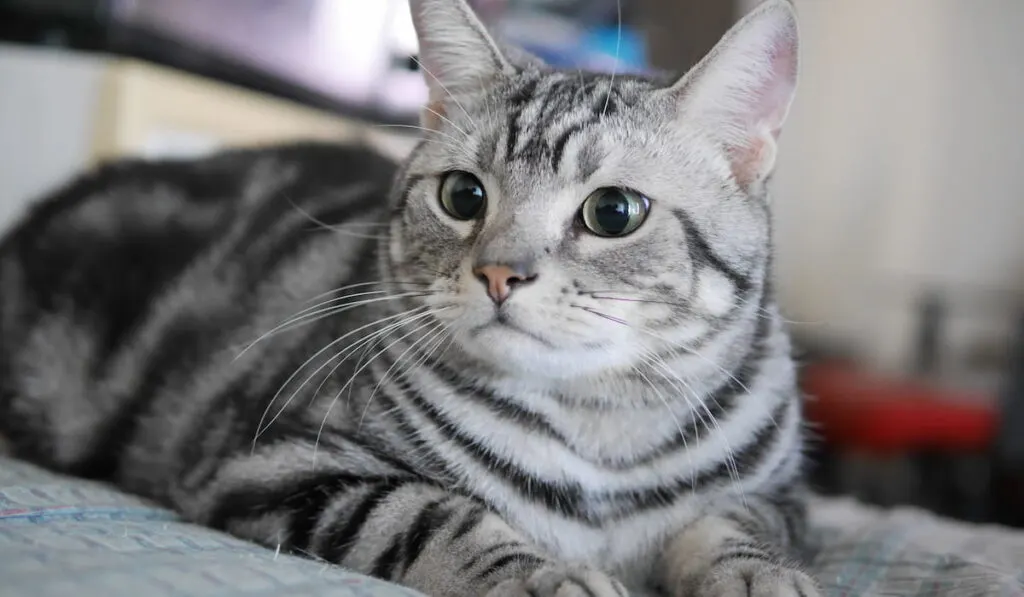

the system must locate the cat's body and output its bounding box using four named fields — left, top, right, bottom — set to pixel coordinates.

left=0, top=1, right=820, bottom=596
